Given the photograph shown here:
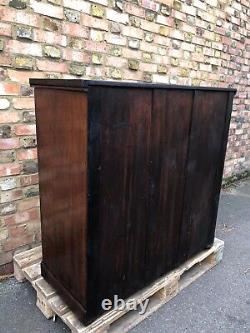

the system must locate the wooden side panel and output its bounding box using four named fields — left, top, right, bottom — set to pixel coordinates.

left=179, top=91, right=230, bottom=262
left=34, top=88, right=88, bottom=314
left=87, top=86, right=152, bottom=319
left=146, top=90, right=194, bottom=282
